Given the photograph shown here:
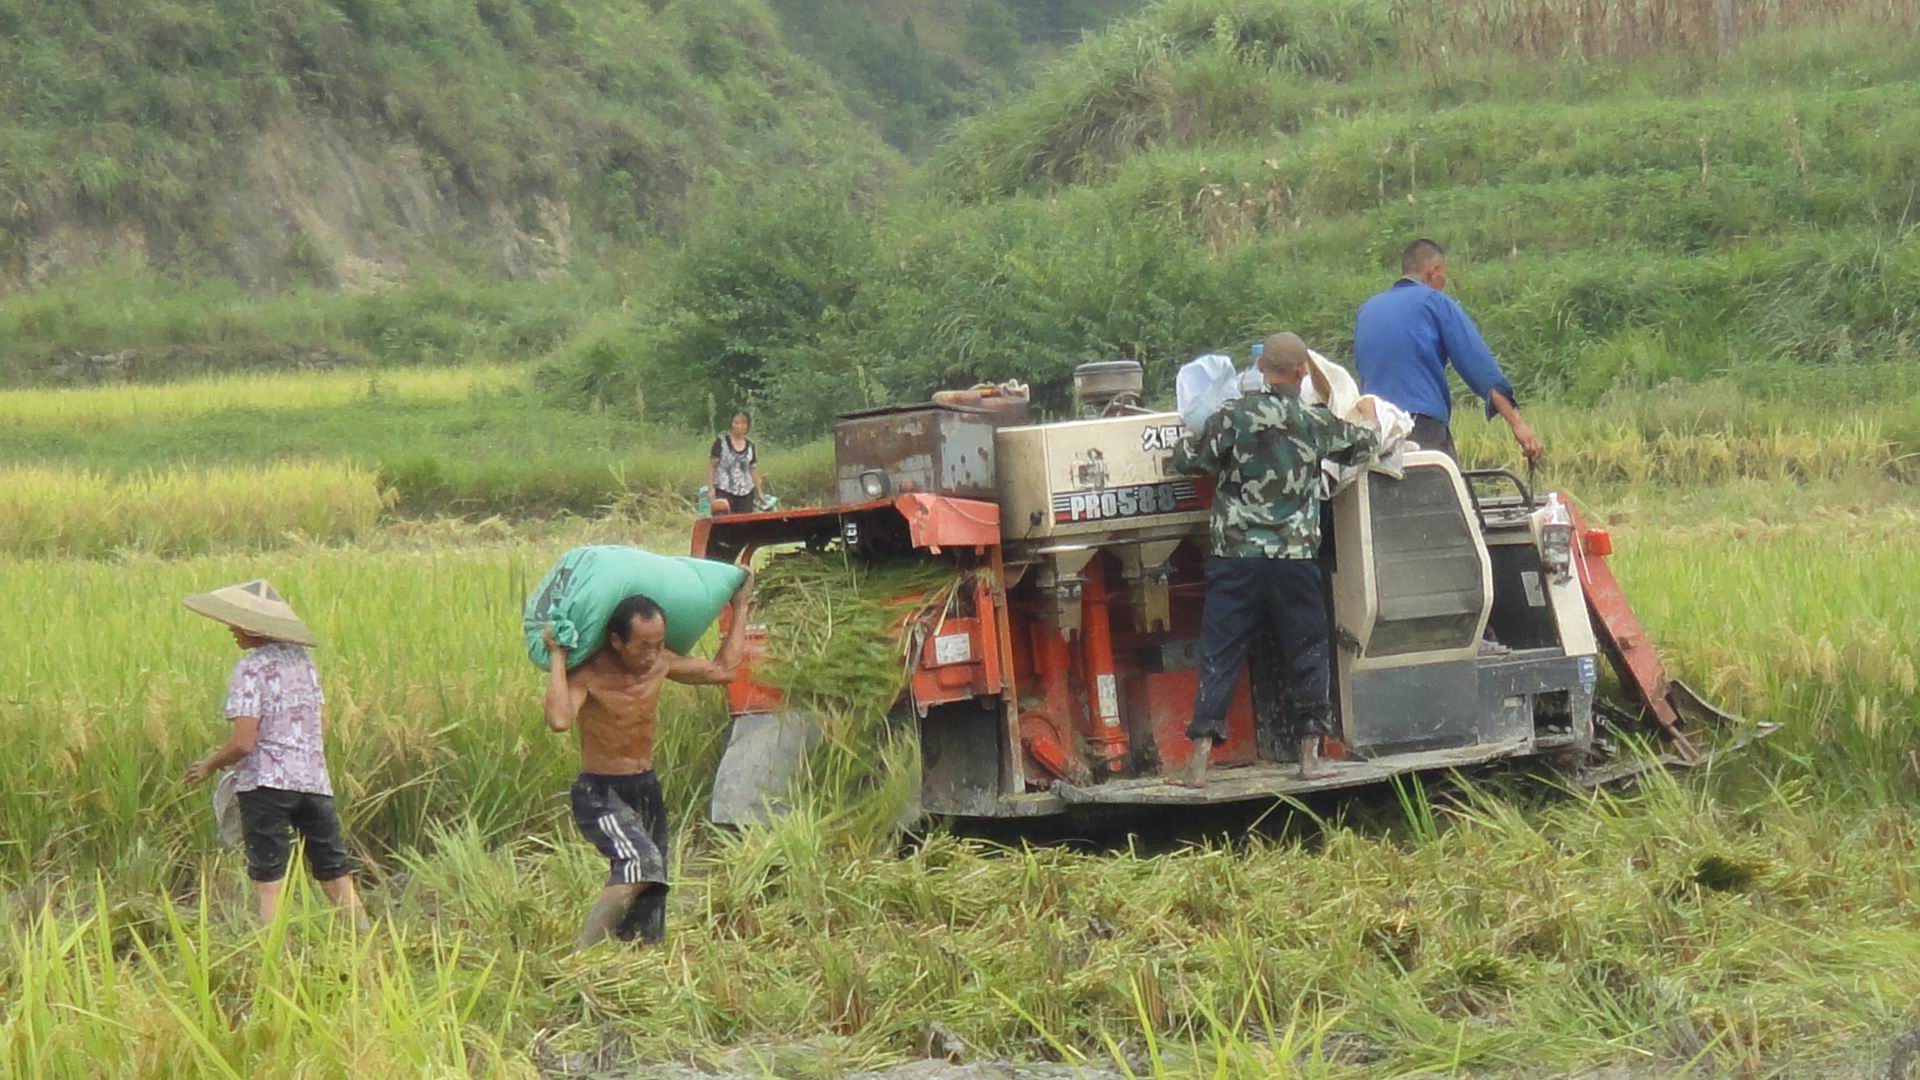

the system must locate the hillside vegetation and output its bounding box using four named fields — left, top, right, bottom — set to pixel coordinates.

left=0, top=0, right=1138, bottom=296
left=0, top=0, right=875, bottom=290
left=540, top=0, right=1920, bottom=440
left=9, top=0, right=1920, bottom=513
left=770, top=0, right=1141, bottom=151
